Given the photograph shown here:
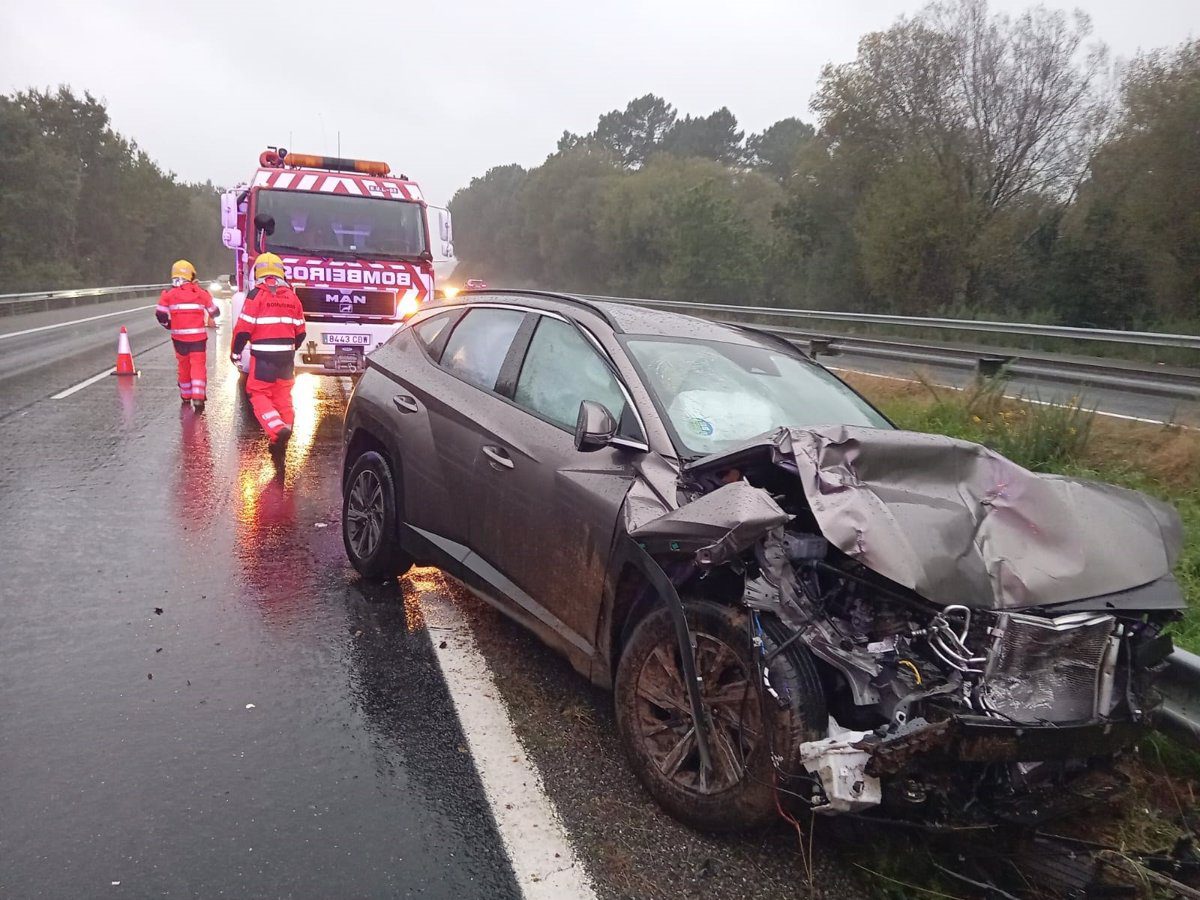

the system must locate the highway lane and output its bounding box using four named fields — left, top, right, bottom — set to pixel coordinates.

left=0, top=294, right=178, bottom=420
left=0, top=320, right=520, bottom=898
